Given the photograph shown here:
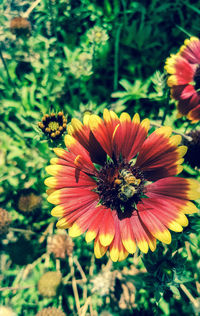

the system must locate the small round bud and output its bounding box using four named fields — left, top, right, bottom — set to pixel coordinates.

left=38, top=271, right=62, bottom=297
left=45, top=127, right=51, bottom=133
left=38, top=123, right=45, bottom=130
